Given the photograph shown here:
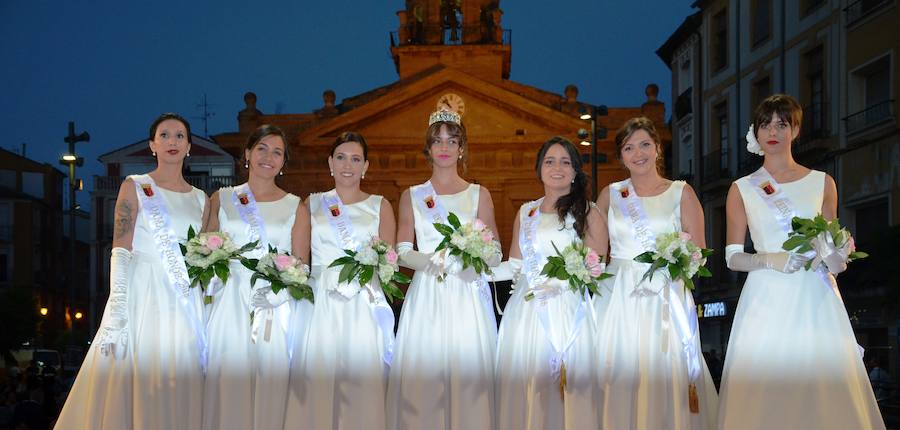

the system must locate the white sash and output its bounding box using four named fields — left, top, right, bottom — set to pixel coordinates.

left=232, top=184, right=293, bottom=350
left=746, top=168, right=864, bottom=357
left=131, top=174, right=208, bottom=372
left=612, top=179, right=702, bottom=384
left=412, top=181, right=496, bottom=326
left=321, top=190, right=396, bottom=366
left=520, top=199, right=591, bottom=385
